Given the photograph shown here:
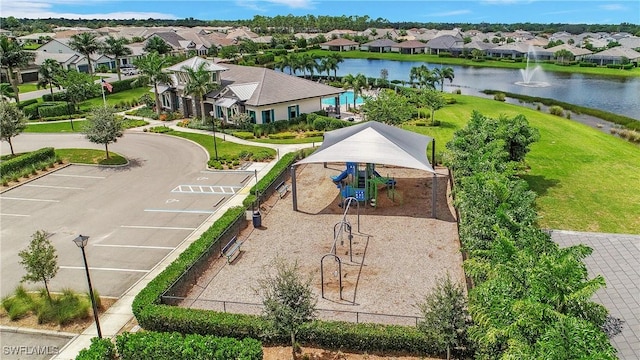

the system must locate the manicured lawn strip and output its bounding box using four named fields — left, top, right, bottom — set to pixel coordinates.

left=55, top=149, right=127, bottom=165
left=164, top=130, right=276, bottom=159
left=78, top=87, right=149, bottom=111
left=24, top=120, right=85, bottom=133
left=306, top=49, right=640, bottom=78
left=18, top=83, right=39, bottom=93
left=251, top=136, right=323, bottom=144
